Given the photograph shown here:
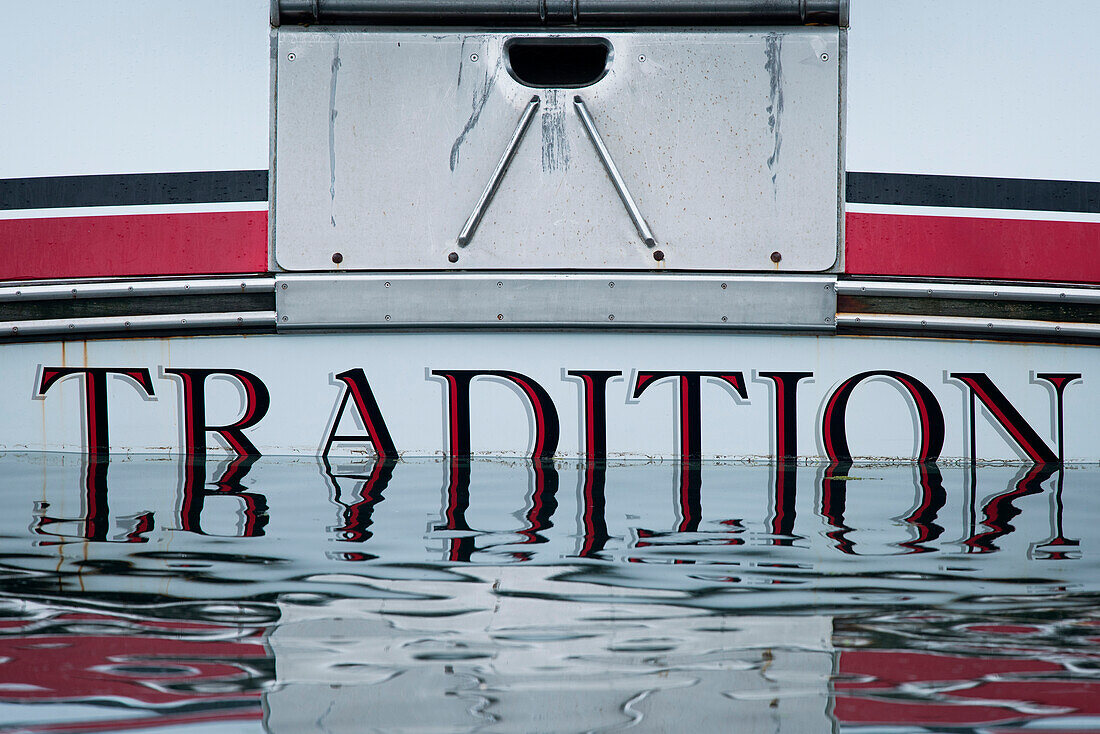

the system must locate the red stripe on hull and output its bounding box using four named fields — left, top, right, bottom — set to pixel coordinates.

left=845, top=211, right=1100, bottom=283
left=0, top=211, right=268, bottom=280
